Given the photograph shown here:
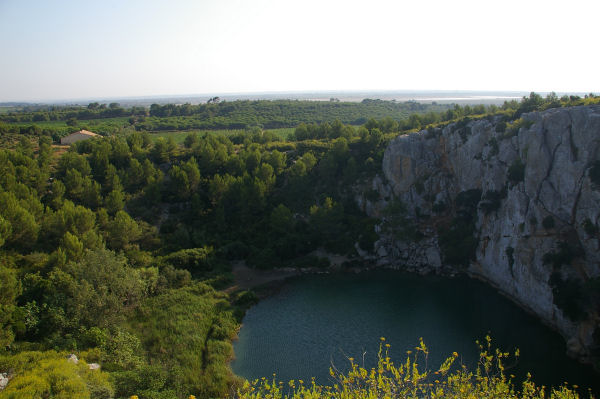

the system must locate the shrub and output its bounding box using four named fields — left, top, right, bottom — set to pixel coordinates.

left=495, top=121, right=507, bottom=133
left=589, top=160, right=600, bottom=186
left=438, top=222, right=478, bottom=267
left=488, top=137, right=499, bottom=156
left=507, top=159, right=525, bottom=183
left=458, top=126, right=472, bottom=143
left=162, top=247, right=215, bottom=272
left=455, top=189, right=482, bottom=211
left=542, top=241, right=584, bottom=269
left=414, top=180, right=425, bottom=195
left=583, top=218, right=599, bottom=236
left=364, top=188, right=379, bottom=202
left=0, top=351, right=113, bottom=398
left=438, top=189, right=481, bottom=267
left=479, top=188, right=506, bottom=215
left=503, top=118, right=534, bottom=138
left=506, top=246, right=515, bottom=271
left=549, top=272, right=586, bottom=321
left=236, top=338, right=583, bottom=399
left=529, top=216, right=538, bottom=226
left=432, top=201, right=447, bottom=214
left=542, top=216, right=555, bottom=230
